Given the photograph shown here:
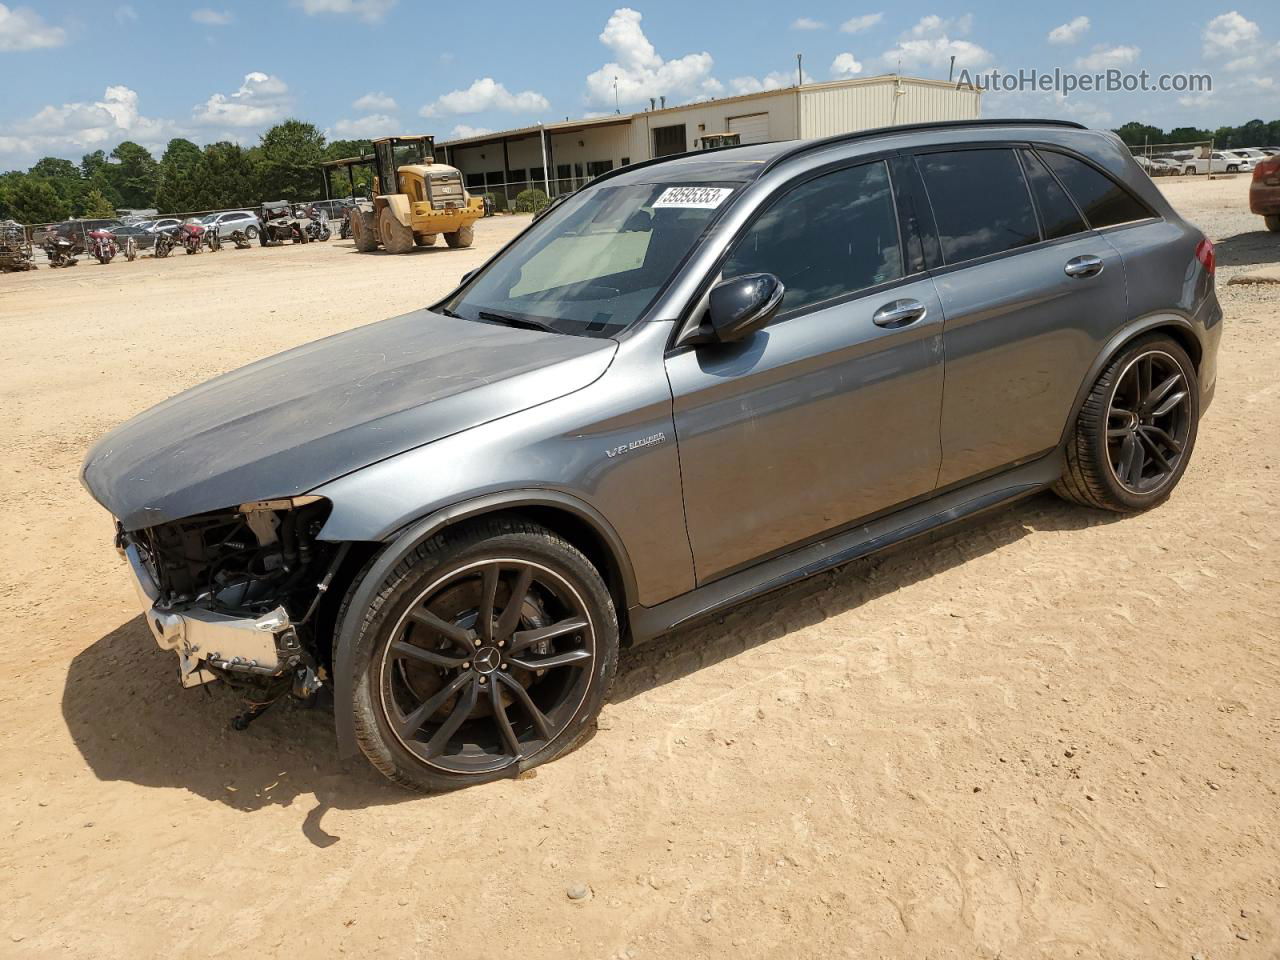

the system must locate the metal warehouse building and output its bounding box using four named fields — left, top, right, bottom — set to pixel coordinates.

left=436, top=74, right=980, bottom=207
